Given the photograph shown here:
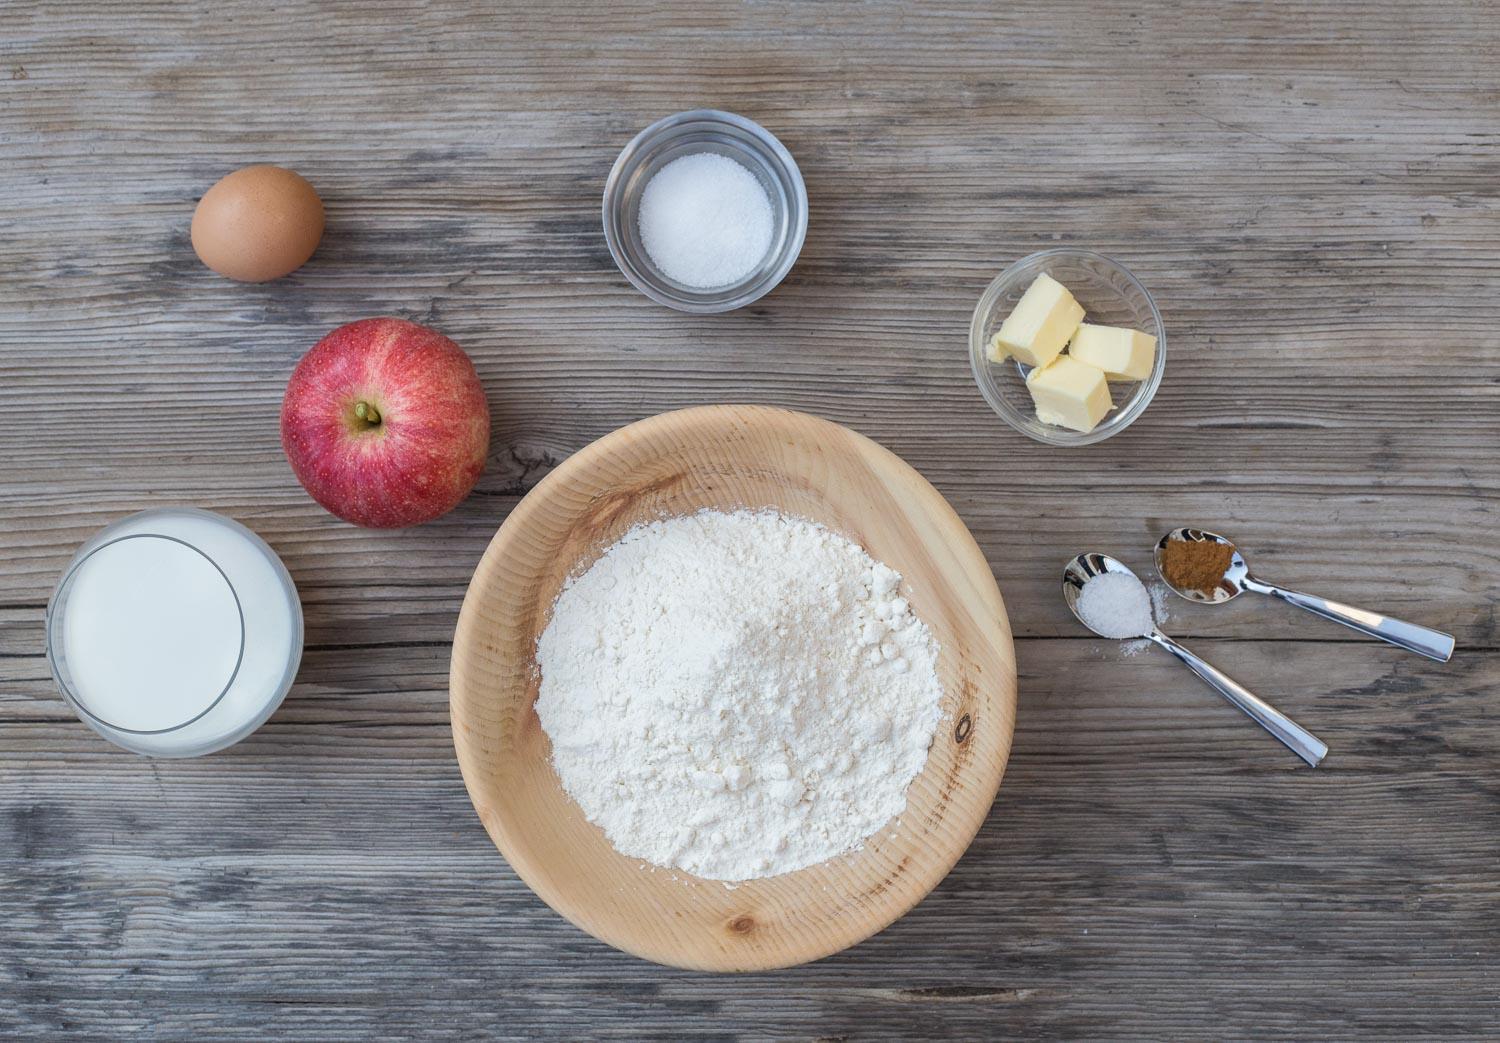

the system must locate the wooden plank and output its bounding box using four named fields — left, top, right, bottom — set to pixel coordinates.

left=0, top=490, right=1488, bottom=645
left=3, top=640, right=1498, bottom=1039
left=2, top=0, right=1498, bottom=1037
